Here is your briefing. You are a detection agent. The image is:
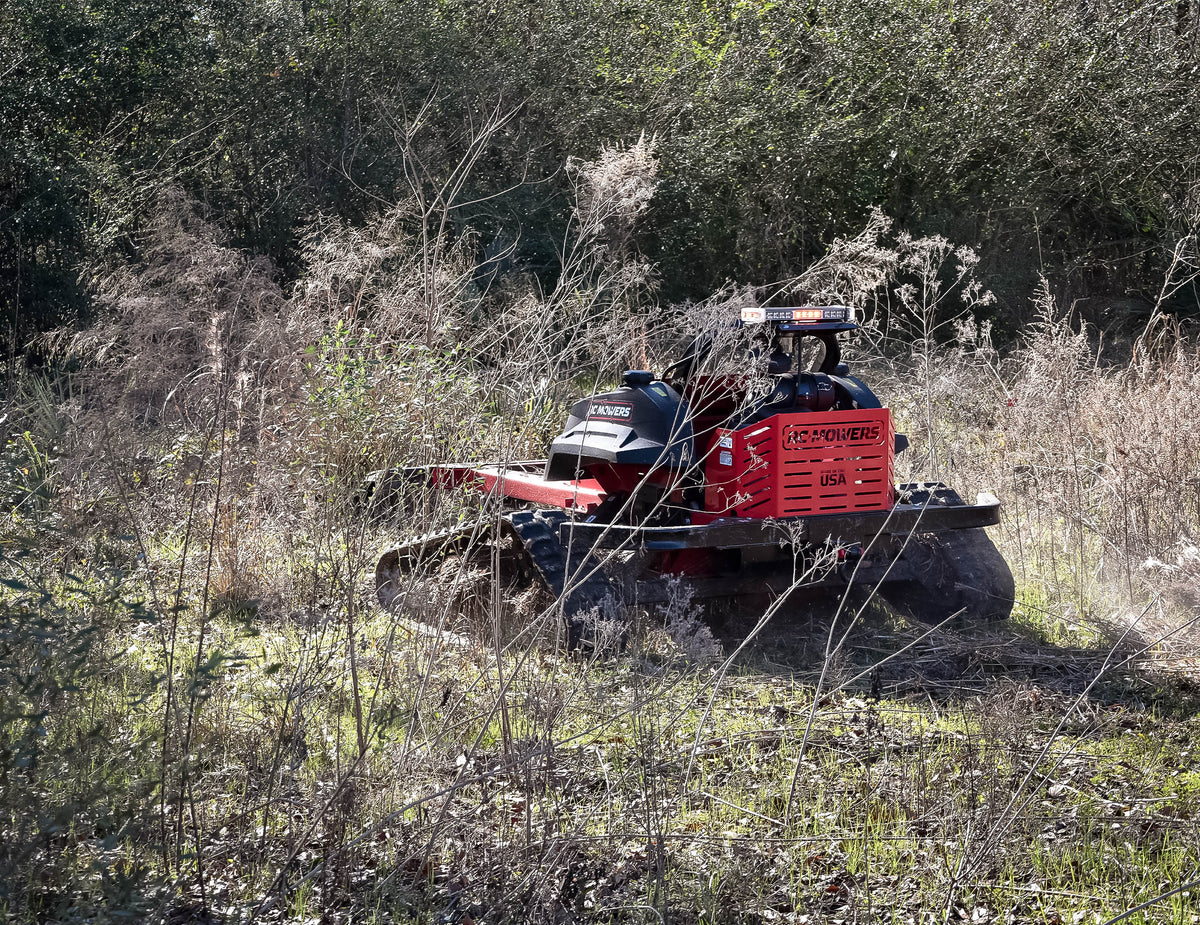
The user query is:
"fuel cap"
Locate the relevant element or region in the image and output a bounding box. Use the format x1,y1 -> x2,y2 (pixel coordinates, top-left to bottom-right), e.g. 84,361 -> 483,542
622,370 -> 654,387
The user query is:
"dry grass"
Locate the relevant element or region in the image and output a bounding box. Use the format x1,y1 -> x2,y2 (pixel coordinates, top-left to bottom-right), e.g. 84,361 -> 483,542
3,141 -> 1200,924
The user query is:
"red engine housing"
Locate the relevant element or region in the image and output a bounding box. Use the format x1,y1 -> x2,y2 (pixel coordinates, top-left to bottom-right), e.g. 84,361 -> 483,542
704,408 -> 895,518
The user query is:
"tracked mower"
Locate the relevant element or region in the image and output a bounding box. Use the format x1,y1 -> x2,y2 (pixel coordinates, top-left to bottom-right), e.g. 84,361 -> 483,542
370,304 -> 1015,646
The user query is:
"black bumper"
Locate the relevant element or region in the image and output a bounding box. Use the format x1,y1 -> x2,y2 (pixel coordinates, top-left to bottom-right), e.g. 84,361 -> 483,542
560,490 -> 1001,551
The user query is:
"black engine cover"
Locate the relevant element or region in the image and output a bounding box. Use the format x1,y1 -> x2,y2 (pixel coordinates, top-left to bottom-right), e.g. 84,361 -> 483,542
545,377 -> 694,481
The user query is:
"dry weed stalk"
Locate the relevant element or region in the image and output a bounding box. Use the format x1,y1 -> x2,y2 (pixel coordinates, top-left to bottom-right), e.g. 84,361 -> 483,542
18,122 -> 1200,924
59,188 -> 305,439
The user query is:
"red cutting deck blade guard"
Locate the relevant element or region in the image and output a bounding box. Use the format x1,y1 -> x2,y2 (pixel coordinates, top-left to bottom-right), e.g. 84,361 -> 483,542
705,408 -> 895,518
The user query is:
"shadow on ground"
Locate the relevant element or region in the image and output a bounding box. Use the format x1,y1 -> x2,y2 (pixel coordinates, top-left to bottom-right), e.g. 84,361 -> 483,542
699,590 -> 1200,718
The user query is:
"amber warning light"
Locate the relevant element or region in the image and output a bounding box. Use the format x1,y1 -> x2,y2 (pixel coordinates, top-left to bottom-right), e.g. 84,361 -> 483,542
741,305 -> 853,324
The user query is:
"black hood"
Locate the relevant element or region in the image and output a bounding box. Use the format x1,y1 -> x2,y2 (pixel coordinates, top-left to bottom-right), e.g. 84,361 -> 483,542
545,376 -> 694,481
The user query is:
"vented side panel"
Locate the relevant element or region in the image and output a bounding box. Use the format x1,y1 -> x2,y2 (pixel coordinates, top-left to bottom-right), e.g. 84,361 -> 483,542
704,409 -> 894,518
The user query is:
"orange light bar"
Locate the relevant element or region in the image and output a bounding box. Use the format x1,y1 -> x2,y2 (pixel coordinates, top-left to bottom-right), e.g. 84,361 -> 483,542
748,305 -> 854,323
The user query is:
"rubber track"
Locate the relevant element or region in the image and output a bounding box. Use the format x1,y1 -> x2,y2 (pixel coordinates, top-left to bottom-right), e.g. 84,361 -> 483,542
505,510 -> 618,645
376,509 -> 618,647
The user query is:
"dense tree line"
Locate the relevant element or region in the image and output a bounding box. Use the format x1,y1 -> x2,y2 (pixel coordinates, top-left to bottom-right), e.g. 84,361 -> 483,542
2,0 -> 1197,352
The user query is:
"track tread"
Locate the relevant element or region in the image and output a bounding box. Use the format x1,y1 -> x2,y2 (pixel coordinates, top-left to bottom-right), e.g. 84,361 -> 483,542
377,509 -> 619,648
507,510 -> 619,646
881,485 -> 1015,623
